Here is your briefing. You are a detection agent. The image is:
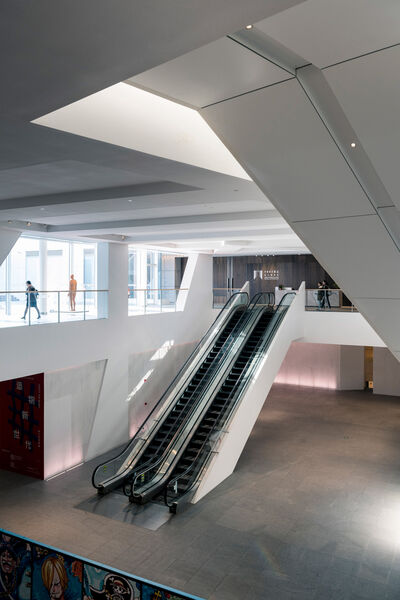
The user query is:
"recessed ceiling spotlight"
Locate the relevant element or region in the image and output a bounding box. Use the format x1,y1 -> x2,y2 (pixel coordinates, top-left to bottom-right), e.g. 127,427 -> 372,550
40,207 -> 45,211
26,221 -> 31,226
128,199 -> 133,203
245,24 -> 253,29
350,142 -> 356,148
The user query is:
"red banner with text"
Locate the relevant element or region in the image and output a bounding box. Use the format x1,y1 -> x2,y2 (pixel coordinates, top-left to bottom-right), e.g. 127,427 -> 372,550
0,373 -> 44,479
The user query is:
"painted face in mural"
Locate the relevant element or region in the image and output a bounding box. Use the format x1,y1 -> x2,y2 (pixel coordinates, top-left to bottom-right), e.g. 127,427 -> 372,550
49,569 -> 64,600
0,549 -> 17,575
42,556 -> 68,600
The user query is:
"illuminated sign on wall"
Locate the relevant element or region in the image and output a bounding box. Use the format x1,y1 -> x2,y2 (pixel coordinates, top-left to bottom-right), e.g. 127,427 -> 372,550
253,269 -> 280,281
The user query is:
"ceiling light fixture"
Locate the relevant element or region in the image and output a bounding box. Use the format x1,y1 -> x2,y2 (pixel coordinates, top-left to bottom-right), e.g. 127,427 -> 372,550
350,142 -> 356,148
245,24 -> 253,29
128,199 -> 133,203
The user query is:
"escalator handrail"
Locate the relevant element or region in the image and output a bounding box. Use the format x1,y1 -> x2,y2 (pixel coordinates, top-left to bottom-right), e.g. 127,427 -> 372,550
166,292 -> 297,507
123,304 -> 261,495
92,291 -> 249,489
249,291 -> 275,308
127,305 -> 267,501
118,302 -> 258,485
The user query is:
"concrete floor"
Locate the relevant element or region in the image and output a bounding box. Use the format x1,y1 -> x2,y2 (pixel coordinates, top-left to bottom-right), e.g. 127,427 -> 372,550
1,384 -> 400,599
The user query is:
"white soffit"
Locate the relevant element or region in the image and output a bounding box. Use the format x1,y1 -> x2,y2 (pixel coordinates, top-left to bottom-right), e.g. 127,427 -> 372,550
33,83 -> 251,180
351,299 -> 400,352
324,45 -> 400,207
128,37 -> 291,108
294,215 -> 400,300
255,0 -> 400,68
202,78 -> 373,223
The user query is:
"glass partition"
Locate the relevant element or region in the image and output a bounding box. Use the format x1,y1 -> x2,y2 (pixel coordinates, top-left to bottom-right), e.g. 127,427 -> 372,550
0,290 -> 108,327
305,289 -> 357,311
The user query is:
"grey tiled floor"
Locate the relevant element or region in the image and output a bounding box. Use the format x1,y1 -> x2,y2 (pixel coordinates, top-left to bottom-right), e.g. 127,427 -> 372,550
1,384 -> 400,599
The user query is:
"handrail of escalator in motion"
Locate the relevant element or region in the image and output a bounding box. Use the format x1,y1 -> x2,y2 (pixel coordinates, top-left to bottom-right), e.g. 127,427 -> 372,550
91,291 -> 249,493
124,294 -> 273,504
118,303 -> 258,494
164,292 -> 297,513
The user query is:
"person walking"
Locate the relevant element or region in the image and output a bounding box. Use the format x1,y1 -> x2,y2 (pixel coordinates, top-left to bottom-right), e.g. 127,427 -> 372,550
68,274 -> 77,311
22,281 -> 40,320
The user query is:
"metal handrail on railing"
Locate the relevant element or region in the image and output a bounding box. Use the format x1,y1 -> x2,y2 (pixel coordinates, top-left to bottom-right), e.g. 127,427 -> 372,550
165,292 -> 296,512
92,291 -> 249,491
0,289 -> 109,325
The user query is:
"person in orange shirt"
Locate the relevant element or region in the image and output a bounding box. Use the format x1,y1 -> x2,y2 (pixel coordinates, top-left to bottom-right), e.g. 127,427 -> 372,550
69,274 -> 77,311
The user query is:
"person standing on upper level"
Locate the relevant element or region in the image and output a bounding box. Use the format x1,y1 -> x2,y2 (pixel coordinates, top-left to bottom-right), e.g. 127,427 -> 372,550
68,274 -> 77,311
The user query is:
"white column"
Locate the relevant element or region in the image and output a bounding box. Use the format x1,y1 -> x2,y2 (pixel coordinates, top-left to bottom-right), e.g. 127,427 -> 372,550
39,239 -> 48,314
338,345 -> 365,390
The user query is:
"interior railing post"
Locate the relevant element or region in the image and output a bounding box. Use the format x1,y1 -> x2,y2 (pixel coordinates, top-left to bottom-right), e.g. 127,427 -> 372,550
57,291 -> 60,323
83,290 -> 86,320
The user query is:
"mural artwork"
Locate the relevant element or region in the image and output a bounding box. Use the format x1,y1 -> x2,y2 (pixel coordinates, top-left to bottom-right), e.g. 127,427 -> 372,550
84,566 -> 140,600
141,585 -> 184,600
32,547 -> 82,600
0,533 -> 31,600
0,374 -> 44,479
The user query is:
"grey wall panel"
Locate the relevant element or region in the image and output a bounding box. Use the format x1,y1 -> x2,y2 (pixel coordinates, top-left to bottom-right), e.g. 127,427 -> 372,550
294,215 -> 400,299
325,45 -> 400,207
130,37 -> 290,108
202,79 -> 374,222
352,299 -> 400,353
255,0 -> 400,69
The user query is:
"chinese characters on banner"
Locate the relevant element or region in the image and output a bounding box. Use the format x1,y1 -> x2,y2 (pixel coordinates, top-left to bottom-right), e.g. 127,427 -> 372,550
0,373 -> 44,479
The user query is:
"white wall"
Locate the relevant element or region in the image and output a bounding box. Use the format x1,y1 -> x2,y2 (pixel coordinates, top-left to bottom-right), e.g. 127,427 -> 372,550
275,342 -> 365,390
0,245 -> 215,474
275,342 -> 341,389
301,311 -> 385,347
339,345 -> 365,390
373,348 -> 400,396
44,360 -> 106,478
128,341 -> 196,438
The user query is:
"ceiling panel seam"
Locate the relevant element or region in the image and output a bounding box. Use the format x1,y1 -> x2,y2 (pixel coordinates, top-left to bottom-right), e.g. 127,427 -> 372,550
319,41 -> 400,72
201,76 -> 294,109
292,214 -> 377,224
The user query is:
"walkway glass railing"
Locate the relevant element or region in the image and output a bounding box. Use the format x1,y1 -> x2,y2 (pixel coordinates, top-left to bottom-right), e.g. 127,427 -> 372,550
128,287 -> 188,315
0,289 -> 108,327
0,528 -> 204,600
305,289 -> 357,312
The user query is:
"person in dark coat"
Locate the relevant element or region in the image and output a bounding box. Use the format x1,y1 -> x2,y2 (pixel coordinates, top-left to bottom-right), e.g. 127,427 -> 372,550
22,280 -> 41,319
317,281 -> 324,309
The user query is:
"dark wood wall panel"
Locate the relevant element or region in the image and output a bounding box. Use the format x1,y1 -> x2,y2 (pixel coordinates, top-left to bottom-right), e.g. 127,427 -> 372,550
213,255 -> 335,296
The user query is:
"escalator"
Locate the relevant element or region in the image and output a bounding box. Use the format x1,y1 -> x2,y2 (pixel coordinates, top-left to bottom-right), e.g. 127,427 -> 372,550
124,294 -> 276,505
164,293 -> 295,513
92,291 -> 250,494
